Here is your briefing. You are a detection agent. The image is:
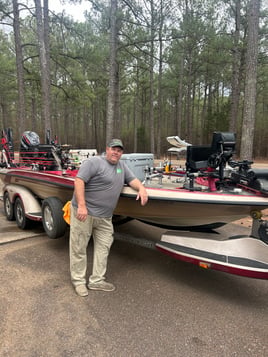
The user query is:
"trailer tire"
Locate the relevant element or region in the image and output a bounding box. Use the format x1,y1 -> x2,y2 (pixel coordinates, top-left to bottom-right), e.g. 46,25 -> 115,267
42,197 -> 67,239
3,192 -> 15,221
14,197 -> 31,229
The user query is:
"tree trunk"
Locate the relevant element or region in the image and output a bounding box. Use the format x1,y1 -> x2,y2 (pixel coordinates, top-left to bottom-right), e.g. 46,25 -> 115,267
176,56 -> 184,138
149,0 -> 155,154
185,59 -> 193,142
156,0 -> 164,159
229,0 -> 242,133
106,0 -> 118,144
34,0 -> 51,142
240,0 -> 260,160
133,62 -> 139,152
12,0 -> 26,136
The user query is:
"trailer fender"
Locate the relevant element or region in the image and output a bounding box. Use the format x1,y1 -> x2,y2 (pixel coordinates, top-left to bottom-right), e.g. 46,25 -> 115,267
3,184 -> 42,221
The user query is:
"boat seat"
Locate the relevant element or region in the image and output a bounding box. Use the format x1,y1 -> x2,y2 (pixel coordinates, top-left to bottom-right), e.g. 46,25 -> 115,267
186,145 -> 213,172
211,132 -> 236,153
186,132 -> 236,173
185,132 -> 237,191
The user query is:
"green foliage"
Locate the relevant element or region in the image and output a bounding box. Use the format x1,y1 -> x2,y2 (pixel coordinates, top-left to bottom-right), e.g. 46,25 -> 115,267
0,0 -> 267,155
137,126 -> 148,152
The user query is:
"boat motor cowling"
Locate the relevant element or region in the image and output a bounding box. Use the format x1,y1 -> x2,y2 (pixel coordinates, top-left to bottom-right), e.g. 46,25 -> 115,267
21,131 -> 40,150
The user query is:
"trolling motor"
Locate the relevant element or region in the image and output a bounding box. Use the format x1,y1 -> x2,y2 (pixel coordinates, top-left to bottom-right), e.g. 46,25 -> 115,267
229,160 -> 268,195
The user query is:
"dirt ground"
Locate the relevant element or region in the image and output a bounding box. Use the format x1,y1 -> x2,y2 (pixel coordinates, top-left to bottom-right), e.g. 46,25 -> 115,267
1,205 -> 268,357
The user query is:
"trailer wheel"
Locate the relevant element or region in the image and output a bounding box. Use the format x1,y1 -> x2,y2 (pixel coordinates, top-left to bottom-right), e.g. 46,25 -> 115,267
42,197 -> 67,239
14,197 -> 31,229
3,192 -> 15,221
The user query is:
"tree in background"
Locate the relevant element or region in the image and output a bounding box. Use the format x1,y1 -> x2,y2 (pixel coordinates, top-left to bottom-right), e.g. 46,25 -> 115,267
0,0 -> 268,157
12,0 -> 26,137
106,0 -> 118,143
240,0 -> 260,160
34,0 -> 51,142
228,0 -> 242,134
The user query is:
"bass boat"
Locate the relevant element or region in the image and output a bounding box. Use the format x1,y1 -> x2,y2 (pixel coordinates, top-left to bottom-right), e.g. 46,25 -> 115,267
1,129 -> 268,279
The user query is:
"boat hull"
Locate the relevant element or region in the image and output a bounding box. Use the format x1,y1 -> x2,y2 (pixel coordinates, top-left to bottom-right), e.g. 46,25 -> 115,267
0,169 -> 74,203
115,186 -> 268,228
1,168 -> 268,229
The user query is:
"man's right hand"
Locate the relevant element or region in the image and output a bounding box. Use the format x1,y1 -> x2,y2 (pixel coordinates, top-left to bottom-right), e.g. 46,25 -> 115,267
76,205 -> 88,222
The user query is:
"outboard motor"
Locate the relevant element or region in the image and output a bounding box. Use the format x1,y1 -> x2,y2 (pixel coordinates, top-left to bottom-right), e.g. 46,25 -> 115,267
21,131 -> 40,150
20,131 -> 41,164
19,130 -> 69,170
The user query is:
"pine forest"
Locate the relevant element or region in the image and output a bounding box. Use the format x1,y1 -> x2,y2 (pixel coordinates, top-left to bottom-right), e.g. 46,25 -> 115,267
0,0 -> 267,159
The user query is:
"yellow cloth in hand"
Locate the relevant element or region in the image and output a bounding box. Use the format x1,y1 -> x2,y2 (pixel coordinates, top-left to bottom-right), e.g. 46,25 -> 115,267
62,201 -> 71,225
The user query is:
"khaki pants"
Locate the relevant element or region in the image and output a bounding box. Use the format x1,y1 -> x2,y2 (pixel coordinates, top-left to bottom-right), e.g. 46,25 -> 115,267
69,205 -> 114,287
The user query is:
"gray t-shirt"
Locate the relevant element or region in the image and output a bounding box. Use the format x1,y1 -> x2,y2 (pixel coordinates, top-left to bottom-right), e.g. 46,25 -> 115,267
72,156 -> 136,217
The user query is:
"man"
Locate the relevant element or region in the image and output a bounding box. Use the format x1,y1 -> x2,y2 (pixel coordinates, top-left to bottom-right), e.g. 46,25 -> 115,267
70,139 -> 148,297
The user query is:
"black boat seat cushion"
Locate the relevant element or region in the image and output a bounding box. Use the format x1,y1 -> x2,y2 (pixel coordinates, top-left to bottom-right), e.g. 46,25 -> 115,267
186,146 -> 213,171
